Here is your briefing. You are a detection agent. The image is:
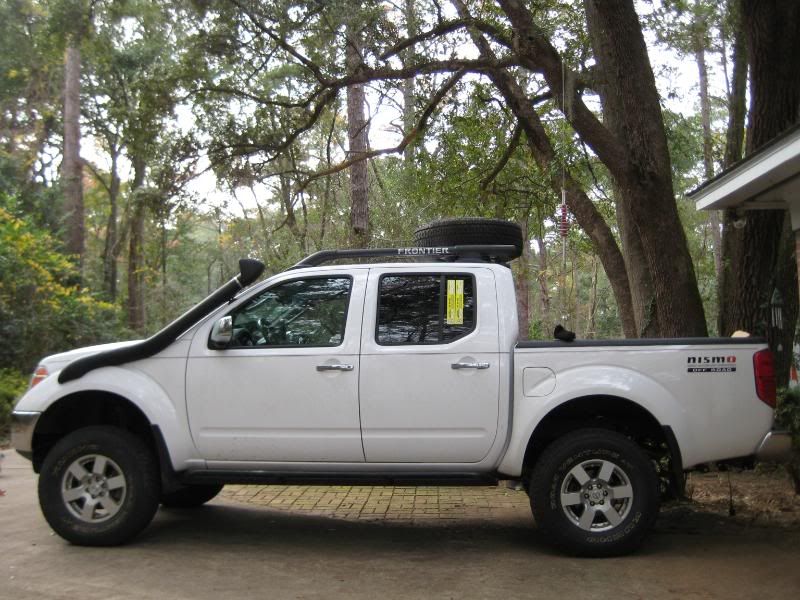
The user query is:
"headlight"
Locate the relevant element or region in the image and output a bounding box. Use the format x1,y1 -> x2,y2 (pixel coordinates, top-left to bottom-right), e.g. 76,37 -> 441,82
29,365 -> 49,389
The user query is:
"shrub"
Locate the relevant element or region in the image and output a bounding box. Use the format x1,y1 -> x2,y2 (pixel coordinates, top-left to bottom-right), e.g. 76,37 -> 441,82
0,369 -> 27,435
776,388 -> 800,444
0,202 -> 127,374
775,387 -> 800,494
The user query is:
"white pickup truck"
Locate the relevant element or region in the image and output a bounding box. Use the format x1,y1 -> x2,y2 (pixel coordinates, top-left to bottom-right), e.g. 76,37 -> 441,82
10,220 -> 791,556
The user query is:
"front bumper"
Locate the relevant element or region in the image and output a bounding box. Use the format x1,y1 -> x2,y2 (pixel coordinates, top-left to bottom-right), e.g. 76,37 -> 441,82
755,430 -> 793,462
10,410 -> 41,461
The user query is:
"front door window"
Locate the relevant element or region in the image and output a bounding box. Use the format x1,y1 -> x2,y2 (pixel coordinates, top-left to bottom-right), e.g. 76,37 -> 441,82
228,277 -> 351,347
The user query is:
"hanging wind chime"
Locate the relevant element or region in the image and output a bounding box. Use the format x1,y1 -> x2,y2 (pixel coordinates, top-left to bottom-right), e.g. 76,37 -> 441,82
559,188 -> 569,263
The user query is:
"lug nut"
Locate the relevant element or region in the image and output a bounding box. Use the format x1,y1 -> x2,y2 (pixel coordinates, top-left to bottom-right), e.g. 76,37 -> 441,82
590,501 -> 595,506
600,500 -> 604,505
603,491 -> 608,496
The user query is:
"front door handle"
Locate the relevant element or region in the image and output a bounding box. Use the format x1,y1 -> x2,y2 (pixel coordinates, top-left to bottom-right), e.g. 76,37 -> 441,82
316,364 -> 354,372
451,362 -> 490,370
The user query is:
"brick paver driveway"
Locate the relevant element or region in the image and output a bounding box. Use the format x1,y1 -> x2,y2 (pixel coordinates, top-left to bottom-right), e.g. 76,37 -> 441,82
221,483 -> 532,524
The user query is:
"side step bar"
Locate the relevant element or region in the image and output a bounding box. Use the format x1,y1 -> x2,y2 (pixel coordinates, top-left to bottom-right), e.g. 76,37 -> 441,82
181,470 -> 500,487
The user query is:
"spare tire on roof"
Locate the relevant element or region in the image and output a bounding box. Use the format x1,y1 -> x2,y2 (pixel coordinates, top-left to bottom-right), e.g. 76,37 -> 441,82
413,217 -> 523,259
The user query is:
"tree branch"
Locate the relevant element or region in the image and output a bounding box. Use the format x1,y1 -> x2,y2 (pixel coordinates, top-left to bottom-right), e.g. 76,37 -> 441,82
231,0 -> 330,85
208,88 -> 338,166
83,159 -> 112,195
379,18 -> 513,61
480,123 -> 522,193
497,0 -> 629,173
295,69 -> 467,191
188,85 -> 315,109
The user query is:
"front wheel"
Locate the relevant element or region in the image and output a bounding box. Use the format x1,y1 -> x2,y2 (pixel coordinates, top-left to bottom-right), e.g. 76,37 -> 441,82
529,429 -> 660,557
38,426 -> 160,546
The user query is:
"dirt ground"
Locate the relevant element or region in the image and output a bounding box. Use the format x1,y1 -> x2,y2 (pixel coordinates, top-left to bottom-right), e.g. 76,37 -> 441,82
2,450 -> 800,599
682,466 -> 800,528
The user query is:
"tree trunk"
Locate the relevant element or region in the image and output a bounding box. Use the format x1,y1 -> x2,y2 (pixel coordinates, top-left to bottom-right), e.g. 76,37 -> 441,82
586,257 -> 599,339
318,110 -> 338,249
278,155 -> 307,254
742,1 -> 800,154
345,19 -> 370,248
402,0 -> 417,165
567,38 -> 658,337
616,194 -> 659,337
62,44 -> 84,268
717,0 -> 747,334
127,158 -> 146,333
772,219 -> 798,386
582,0 -> 708,337
535,234 -> 551,317
723,0 -> 748,169
515,217 -> 532,339
719,0 -> 800,386
102,152 -> 121,301
160,212 -> 168,314
693,8 -> 723,279
284,150 -> 309,253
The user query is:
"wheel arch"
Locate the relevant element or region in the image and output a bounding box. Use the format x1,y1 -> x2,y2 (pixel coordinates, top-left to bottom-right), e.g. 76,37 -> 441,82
32,391 -> 154,472
521,395 -> 684,497
31,388 -> 184,493
21,363 -> 197,477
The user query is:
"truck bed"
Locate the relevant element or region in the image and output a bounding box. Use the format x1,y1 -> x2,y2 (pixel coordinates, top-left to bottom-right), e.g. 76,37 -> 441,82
507,336 -> 773,471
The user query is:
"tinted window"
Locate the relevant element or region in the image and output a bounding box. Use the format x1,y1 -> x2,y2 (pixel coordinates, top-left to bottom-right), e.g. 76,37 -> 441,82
229,277 -> 351,347
377,274 -> 475,345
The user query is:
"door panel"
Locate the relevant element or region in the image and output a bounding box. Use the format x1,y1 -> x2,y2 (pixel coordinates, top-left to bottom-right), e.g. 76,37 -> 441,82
186,271 -> 366,462
359,268 -> 500,463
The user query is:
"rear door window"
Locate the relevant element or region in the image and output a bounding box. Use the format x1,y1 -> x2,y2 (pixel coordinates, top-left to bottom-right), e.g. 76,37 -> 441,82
376,274 -> 475,345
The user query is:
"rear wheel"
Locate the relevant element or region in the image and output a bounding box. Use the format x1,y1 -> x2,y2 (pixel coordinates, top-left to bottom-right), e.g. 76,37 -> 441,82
38,426 -> 160,546
160,484 -> 223,508
529,429 -> 660,557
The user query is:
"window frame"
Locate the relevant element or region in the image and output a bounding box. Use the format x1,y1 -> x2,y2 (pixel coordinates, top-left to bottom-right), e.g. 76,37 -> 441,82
374,272 -> 477,347
212,274 -> 354,350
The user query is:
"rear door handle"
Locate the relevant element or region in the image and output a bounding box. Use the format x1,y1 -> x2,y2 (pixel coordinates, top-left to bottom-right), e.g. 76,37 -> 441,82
451,362 -> 490,370
316,364 -> 354,372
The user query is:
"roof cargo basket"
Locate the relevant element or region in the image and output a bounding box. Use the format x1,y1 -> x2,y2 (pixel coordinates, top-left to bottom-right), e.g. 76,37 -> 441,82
289,244 -> 519,270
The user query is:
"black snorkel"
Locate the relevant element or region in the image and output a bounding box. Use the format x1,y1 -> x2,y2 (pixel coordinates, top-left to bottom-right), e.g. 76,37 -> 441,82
58,258 -> 264,384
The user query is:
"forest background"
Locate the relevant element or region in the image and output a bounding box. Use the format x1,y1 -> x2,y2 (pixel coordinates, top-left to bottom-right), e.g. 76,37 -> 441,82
2,0 -> 800,434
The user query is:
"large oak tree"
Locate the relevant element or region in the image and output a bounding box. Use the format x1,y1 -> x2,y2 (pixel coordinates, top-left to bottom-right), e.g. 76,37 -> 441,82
188,0 -> 713,337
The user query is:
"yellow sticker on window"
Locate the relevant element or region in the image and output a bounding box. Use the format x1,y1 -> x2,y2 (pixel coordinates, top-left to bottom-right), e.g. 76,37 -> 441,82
446,279 -> 464,325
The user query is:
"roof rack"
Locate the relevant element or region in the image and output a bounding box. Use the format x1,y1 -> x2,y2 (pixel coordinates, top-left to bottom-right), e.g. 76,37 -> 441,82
288,244 -> 519,270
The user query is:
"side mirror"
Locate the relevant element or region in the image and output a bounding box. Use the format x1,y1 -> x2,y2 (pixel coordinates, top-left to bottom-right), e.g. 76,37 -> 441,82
209,316 -> 233,349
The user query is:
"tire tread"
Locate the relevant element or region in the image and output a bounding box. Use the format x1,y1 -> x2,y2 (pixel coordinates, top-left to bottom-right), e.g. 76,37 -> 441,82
38,425 -> 160,546
529,428 -> 660,557
413,218 -> 523,257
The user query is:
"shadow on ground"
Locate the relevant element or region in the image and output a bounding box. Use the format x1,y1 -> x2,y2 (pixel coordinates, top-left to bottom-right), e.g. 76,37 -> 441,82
142,497 -> 798,558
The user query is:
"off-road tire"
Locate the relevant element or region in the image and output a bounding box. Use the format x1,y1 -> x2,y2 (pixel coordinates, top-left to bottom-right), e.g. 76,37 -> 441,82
38,426 -> 160,546
529,428 -> 660,557
413,218 -> 523,258
160,484 -> 224,508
